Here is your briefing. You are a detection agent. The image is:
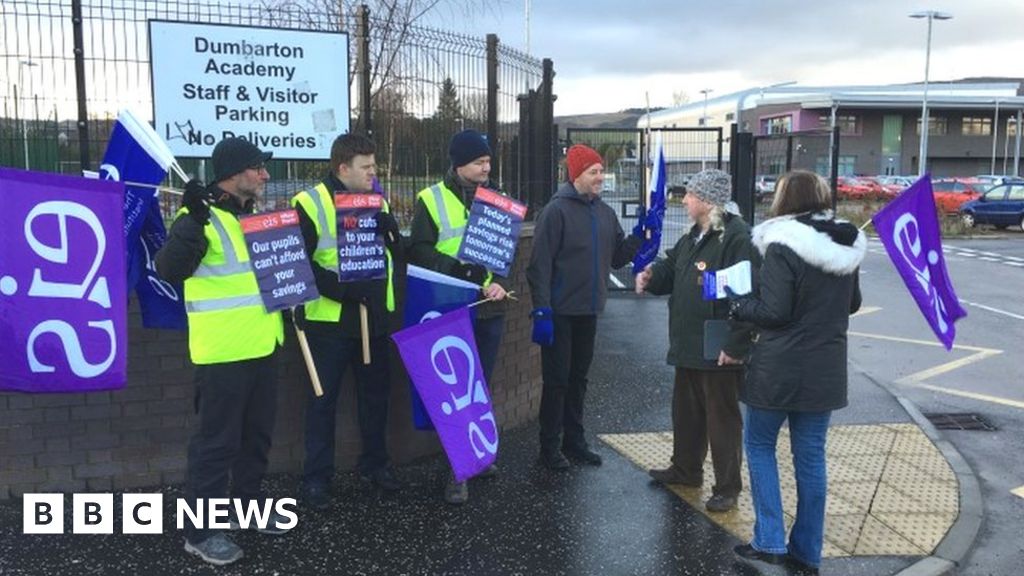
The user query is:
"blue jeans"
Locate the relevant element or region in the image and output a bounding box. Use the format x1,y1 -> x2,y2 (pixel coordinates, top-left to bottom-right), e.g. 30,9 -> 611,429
744,405 -> 832,567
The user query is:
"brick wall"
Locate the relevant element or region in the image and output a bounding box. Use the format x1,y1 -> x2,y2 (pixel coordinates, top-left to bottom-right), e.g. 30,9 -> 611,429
0,226 -> 540,500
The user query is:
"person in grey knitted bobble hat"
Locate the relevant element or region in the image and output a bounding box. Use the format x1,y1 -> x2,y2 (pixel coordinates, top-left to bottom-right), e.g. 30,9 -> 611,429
634,167 -> 759,514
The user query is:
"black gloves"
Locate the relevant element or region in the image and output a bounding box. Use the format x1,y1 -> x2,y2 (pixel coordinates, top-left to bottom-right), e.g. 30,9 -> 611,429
724,286 -> 752,320
342,280 -> 384,306
182,179 -> 211,225
452,262 -> 489,286
375,211 -> 401,250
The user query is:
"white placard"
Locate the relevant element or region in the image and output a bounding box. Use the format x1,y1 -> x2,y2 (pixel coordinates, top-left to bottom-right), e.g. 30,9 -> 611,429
148,20 -> 350,160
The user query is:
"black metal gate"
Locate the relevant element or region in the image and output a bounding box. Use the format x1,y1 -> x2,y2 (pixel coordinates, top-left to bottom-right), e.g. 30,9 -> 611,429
565,127 -> 724,289
746,127 -> 841,222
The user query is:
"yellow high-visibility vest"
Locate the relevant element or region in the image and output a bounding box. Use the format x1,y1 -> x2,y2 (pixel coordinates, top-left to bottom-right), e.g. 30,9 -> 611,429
416,181 -> 492,285
291,182 -> 395,322
181,205 -> 284,365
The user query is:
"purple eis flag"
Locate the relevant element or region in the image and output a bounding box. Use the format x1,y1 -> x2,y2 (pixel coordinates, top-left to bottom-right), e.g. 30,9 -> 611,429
0,168 -> 128,392
871,175 -> 966,350
392,306 -> 498,481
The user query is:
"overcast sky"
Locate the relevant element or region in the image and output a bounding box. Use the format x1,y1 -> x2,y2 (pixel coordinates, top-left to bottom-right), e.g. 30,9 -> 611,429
427,0 -> 1024,115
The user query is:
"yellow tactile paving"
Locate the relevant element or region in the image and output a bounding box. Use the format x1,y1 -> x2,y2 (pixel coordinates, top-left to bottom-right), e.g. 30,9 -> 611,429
600,423 -> 958,558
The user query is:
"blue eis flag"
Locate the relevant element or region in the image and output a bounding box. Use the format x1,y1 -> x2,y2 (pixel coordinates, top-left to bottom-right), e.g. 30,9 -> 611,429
632,135 -> 666,274
100,110 -> 187,330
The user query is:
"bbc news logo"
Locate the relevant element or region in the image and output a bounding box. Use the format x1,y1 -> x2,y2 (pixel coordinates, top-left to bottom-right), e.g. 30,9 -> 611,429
23,494 -> 298,534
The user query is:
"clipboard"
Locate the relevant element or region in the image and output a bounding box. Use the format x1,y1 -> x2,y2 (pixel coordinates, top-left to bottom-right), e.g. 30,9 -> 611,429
702,319 -> 730,361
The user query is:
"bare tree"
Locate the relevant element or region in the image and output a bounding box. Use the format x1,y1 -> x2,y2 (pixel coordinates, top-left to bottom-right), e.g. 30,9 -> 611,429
672,90 -> 690,107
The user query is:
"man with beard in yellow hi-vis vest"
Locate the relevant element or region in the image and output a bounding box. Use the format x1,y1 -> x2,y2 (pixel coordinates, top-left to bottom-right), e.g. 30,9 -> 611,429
156,137 -> 293,566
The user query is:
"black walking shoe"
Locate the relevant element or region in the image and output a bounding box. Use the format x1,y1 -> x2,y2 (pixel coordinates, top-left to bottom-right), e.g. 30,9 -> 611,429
786,554 -> 820,575
705,493 -> 738,512
300,484 -> 331,510
648,466 -> 702,487
563,446 -> 602,466
361,467 -> 403,492
734,544 -> 786,566
540,450 -> 570,470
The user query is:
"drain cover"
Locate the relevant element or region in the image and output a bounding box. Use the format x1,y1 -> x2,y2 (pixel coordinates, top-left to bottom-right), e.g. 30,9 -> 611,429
923,412 -> 998,431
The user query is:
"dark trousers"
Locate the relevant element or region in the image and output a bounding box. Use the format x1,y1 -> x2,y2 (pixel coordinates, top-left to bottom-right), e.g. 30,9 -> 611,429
671,367 -> 743,498
302,329 -> 392,487
473,314 -> 505,384
185,352 -> 279,544
539,314 -> 598,454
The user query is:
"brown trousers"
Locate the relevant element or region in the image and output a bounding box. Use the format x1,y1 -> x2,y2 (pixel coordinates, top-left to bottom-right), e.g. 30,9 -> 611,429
671,367 -> 743,498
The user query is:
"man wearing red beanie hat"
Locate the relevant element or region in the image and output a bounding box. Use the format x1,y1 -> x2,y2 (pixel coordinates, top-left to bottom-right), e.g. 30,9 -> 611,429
527,144 -> 643,470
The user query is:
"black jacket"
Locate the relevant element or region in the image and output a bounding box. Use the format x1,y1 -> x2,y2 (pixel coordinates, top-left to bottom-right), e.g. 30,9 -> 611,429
645,213 -> 758,369
294,173 -> 401,338
408,170 -> 505,319
731,212 -> 866,412
528,182 -> 641,315
155,185 -> 252,284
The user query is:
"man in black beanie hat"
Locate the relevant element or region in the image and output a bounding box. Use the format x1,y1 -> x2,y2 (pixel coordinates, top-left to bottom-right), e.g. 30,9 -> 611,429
408,128 -> 508,505
156,137 -> 291,566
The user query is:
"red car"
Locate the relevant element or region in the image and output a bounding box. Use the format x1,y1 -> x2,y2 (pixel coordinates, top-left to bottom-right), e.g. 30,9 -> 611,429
837,176 -> 883,200
932,178 -> 983,214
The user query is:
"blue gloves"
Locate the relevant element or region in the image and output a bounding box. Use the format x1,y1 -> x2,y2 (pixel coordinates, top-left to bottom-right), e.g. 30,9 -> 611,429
530,307 -> 554,347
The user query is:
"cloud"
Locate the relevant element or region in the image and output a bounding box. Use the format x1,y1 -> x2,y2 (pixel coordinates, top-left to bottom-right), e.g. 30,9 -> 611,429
428,0 -> 1024,114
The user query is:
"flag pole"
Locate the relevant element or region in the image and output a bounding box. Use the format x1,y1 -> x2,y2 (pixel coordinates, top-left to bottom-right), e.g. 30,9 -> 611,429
360,304 -> 371,365
292,312 -> 324,397
644,92 -> 653,240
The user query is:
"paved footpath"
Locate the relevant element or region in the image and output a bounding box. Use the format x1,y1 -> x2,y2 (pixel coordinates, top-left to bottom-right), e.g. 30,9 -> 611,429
0,294 -> 976,576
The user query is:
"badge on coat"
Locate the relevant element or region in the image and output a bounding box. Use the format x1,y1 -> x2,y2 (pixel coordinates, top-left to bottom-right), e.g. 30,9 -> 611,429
696,261 -> 707,271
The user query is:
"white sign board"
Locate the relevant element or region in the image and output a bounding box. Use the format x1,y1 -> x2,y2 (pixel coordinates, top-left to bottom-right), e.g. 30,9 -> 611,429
148,20 -> 349,160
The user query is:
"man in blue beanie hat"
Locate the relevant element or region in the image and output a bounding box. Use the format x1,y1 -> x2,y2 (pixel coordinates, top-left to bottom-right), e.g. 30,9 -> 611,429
408,128 -> 508,505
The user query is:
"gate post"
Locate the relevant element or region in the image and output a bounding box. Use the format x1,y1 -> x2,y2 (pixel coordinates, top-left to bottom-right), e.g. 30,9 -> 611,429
355,5 -> 372,135
486,34 -> 499,149
72,0 -> 90,171
730,124 -> 755,222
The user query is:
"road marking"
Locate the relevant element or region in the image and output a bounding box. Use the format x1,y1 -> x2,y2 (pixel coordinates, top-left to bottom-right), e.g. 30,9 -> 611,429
1005,261 -> 1024,267
851,306 -> 883,318
608,273 -> 625,289
1012,486 -> 1024,500
959,299 -> 1024,321
956,247 -> 977,253
848,331 -> 1003,386
978,256 -> 1000,262
915,383 -> 1024,410
1005,256 -> 1024,262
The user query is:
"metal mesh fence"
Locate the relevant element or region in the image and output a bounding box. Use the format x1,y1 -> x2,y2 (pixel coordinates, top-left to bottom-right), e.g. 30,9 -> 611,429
0,0 -> 547,225
565,127 -> 723,289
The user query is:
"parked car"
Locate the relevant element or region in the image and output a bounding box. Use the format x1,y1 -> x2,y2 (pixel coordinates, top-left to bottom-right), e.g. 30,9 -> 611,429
755,175 -> 777,202
836,176 -> 882,200
876,175 -> 916,195
959,183 -> 1024,231
974,174 -> 1024,192
932,178 -> 984,214
860,176 -> 901,199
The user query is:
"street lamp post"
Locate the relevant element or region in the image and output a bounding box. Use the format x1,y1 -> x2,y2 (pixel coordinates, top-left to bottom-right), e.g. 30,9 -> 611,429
18,59 -> 38,170
909,10 -> 952,177
699,88 -> 713,127
699,89 -> 713,169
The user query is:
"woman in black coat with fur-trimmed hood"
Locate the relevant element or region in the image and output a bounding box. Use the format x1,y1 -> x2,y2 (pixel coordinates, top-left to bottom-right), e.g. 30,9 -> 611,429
728,170 -> 865,575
